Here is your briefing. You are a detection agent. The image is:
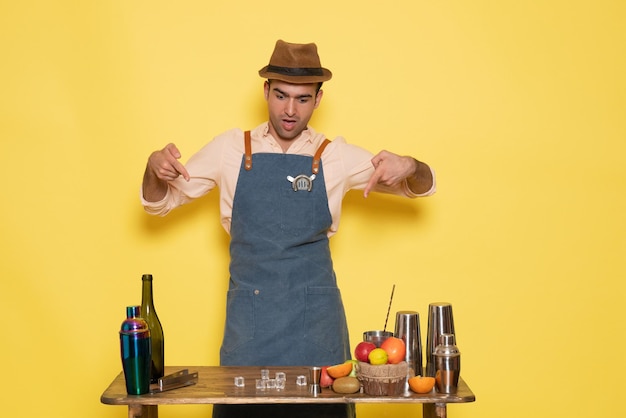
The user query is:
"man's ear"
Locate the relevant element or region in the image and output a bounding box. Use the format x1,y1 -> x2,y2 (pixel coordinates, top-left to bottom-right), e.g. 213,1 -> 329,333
314,89 -> 324,109
263,80 -> 270,100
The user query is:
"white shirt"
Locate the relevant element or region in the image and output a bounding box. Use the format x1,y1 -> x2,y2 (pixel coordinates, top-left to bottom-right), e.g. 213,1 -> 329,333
141,123 -> 436,236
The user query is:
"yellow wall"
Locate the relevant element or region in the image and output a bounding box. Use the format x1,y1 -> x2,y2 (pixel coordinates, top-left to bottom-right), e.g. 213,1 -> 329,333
1,1 -> 624,417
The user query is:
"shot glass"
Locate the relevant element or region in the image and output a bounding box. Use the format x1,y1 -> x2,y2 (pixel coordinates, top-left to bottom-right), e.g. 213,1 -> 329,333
308,366 -> 322,396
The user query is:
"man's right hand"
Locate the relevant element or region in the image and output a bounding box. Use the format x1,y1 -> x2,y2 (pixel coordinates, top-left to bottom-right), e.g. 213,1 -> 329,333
147,143 -> 191,182
142,143 -> 190,202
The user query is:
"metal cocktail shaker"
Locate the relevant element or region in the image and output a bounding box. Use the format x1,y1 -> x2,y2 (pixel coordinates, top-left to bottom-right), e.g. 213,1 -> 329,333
434,333 -> 461,394
426,302 -> 455,376
120,305 -> 152,395
394,311 -> 423,377
395,311 -> 423,395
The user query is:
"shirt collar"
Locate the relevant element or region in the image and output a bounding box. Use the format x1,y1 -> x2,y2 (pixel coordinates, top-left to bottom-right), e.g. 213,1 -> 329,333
261,122 -> 315,144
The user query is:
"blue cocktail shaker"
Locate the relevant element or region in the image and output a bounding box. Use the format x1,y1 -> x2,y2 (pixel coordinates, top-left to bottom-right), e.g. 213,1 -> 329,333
120,305 -> 152,395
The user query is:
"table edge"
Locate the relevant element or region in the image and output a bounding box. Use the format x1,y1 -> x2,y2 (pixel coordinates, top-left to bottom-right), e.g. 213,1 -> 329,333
101,366 -> 476,406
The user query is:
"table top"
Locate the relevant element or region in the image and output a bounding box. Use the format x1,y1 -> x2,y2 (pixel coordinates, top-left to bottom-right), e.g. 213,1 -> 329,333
101,366 -> 476,406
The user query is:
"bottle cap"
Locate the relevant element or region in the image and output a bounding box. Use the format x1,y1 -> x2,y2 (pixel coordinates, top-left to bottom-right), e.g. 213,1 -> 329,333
120,305 -> 150,336
439,333 -> 456,346
434,333 -> 460,356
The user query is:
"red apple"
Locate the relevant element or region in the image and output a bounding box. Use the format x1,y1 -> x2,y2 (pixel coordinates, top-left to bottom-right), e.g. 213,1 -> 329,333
354,341 -> 377,362
320,366 -> 335,388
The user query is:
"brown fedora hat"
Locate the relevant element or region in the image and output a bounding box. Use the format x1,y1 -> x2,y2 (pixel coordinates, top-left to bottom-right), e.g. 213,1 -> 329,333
258,40 -> 332,83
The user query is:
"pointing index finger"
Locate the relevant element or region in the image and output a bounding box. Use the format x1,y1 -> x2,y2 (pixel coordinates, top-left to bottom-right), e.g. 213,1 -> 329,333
166,143 -> 190,181
364,165 -> 383,198
174,160 -> 190,182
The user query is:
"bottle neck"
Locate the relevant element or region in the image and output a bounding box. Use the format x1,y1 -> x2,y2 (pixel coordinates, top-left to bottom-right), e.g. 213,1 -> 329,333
127,305 -> 141,319
141,277 -> 154,308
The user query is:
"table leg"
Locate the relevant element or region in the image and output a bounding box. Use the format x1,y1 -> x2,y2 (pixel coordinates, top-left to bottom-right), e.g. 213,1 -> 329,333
128,405 -> 158,418
423,402 -> 447,418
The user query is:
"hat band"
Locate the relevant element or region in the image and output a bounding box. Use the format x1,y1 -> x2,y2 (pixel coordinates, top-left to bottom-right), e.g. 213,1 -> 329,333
266,65 -> 324,77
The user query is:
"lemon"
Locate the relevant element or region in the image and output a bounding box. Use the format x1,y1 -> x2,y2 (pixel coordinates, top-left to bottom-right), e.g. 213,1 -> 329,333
368,348 -> 388,365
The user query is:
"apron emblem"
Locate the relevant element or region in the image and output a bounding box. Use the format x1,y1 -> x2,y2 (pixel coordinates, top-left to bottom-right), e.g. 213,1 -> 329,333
287,174 -> 316,192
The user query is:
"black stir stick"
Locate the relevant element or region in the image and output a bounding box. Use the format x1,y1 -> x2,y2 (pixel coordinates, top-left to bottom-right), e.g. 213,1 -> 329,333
383,284 -> 396,332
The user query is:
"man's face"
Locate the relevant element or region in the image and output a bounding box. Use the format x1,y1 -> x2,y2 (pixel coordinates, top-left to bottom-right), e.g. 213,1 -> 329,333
264,80 -> 323,144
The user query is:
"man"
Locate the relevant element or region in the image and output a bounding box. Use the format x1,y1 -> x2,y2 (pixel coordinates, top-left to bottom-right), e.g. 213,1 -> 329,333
141,40 -> 435,418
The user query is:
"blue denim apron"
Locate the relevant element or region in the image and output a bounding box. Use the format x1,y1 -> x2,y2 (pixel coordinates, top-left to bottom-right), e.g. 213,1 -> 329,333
213,132 -> 355,418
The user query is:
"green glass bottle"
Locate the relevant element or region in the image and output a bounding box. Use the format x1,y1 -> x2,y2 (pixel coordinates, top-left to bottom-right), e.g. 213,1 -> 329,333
140,274 -> 164,383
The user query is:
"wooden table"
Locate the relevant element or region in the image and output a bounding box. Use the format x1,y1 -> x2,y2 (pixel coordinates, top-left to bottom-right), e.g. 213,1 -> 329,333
101,366 -> 475,418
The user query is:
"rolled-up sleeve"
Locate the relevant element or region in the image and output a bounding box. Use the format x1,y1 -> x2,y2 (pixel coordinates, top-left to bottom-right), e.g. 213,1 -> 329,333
332,138 -> 436,198
403,166 -> 437,198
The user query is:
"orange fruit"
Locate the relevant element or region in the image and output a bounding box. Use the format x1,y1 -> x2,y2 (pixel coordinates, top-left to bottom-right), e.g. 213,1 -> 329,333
408,376 -> 436,394
326,360 -> 354,378
380,337 -> 406,364
368,348 -> 388,365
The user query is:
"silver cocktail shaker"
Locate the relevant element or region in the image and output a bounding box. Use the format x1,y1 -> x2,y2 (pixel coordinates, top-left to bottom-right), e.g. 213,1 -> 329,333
395,310 -> 423,394
426,302 -> 455,376
434,333 -> 460,394
394,311 -> 423,377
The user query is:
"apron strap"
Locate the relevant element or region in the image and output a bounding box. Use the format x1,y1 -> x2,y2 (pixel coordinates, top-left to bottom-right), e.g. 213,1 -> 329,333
244,130 -> 253,171
312,139 -> 331,174
244,130 -> 331,173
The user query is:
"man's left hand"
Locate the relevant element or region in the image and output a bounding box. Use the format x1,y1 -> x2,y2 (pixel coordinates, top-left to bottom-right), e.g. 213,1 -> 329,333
364,150 -> 418,197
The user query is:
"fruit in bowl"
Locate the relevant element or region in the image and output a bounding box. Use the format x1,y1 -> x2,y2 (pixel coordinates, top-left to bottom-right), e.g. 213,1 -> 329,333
380,337 -> 406,364
354,334 -> 409,395
358,336 -> 406,365
354,341 -> 376,362
368,348 -> 389,365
